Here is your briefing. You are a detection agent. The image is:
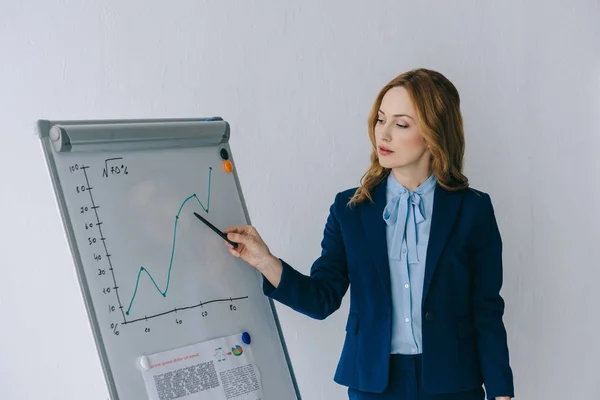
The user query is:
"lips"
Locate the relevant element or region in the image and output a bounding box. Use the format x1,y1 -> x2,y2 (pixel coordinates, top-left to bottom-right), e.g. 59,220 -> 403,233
378,146 -> 394,156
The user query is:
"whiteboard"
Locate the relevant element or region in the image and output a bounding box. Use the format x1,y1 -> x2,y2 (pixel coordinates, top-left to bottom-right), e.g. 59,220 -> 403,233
36,118 -> 300,400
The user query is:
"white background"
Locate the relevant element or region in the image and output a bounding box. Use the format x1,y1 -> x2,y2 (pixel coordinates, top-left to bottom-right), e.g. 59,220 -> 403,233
1,1 -> 599,399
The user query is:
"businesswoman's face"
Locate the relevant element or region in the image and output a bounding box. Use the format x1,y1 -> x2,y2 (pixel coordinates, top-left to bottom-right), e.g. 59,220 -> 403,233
374,86 -> 430,171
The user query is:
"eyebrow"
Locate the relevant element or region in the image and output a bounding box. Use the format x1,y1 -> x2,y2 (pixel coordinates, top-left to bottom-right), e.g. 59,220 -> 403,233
378,109 -> 414,119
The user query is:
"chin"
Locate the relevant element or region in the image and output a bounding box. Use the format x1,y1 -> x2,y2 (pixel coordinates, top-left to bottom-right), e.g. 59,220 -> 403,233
378,158 -> 407,170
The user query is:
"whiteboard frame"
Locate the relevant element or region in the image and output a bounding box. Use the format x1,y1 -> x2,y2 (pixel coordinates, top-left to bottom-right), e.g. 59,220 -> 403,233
36,117 -> 301,400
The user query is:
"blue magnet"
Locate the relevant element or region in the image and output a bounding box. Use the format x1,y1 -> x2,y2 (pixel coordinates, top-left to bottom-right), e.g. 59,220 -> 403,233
242,332 -> 251,344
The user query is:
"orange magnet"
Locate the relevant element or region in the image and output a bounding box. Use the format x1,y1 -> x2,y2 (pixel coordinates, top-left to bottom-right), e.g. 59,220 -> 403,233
223,160 -> 233,173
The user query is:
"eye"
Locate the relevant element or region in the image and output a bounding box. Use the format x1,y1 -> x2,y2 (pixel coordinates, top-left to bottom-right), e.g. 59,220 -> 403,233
396,123 -> 408,128
376,118 -> 385,124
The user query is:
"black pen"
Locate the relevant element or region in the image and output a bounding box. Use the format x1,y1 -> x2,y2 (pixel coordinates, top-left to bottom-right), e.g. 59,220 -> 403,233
193,212 -> 238,248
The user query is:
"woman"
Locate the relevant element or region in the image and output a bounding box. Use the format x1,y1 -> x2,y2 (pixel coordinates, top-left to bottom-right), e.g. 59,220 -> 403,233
224,69 -> 514,400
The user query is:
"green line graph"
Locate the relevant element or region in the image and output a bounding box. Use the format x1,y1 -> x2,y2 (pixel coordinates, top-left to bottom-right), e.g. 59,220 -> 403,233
125,167 -> 213,316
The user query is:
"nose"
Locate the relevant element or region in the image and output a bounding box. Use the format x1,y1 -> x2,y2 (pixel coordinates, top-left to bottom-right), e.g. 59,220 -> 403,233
378,121 -> 392,142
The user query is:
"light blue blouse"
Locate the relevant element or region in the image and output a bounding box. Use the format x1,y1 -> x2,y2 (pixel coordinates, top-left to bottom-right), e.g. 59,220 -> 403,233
383,173 -> 437,354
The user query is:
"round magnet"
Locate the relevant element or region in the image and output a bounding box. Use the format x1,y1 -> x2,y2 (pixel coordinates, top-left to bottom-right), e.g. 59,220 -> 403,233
220,148 -> 229,160
223,160 -> 233,173
241,332 -> 251,344
139,355 -> 150,370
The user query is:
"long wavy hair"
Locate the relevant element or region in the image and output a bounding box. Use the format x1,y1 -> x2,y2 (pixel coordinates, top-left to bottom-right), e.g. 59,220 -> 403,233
349,68 -> 469,206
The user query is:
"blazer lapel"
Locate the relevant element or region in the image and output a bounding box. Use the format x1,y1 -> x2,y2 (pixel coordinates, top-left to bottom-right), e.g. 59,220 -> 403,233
360,181 -> 392,303
422,185 -> 465,303
359,180 -> 465,306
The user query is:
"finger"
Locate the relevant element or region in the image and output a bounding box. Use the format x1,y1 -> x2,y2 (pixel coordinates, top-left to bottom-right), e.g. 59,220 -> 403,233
223,225 -> 250,234
227,232 -> 252,244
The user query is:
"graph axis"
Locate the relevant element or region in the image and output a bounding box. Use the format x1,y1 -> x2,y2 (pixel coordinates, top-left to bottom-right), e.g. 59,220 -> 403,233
121,296 -> 250,325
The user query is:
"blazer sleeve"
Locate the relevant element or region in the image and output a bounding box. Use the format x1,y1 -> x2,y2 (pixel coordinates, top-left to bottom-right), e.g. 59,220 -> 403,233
472,193 -> 515,399
261,191 -> 349,320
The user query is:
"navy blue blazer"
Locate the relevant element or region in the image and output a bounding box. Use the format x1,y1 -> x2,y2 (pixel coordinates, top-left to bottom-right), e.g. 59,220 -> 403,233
263,180 -> 514,398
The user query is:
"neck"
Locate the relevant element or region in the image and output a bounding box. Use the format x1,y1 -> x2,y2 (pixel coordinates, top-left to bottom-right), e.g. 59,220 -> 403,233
390,163 -> 432,191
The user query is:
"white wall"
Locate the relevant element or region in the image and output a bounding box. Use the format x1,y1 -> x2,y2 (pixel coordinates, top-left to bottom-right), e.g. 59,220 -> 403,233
1,1 -> 599,399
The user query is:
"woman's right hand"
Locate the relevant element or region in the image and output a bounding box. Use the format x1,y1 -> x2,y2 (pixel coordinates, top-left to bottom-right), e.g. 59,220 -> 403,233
222,225 -> 272,268
223,226 -> 283,288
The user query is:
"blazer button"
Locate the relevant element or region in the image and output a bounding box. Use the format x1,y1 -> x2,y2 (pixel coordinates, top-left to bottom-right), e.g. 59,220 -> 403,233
425,312 -> 435,320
